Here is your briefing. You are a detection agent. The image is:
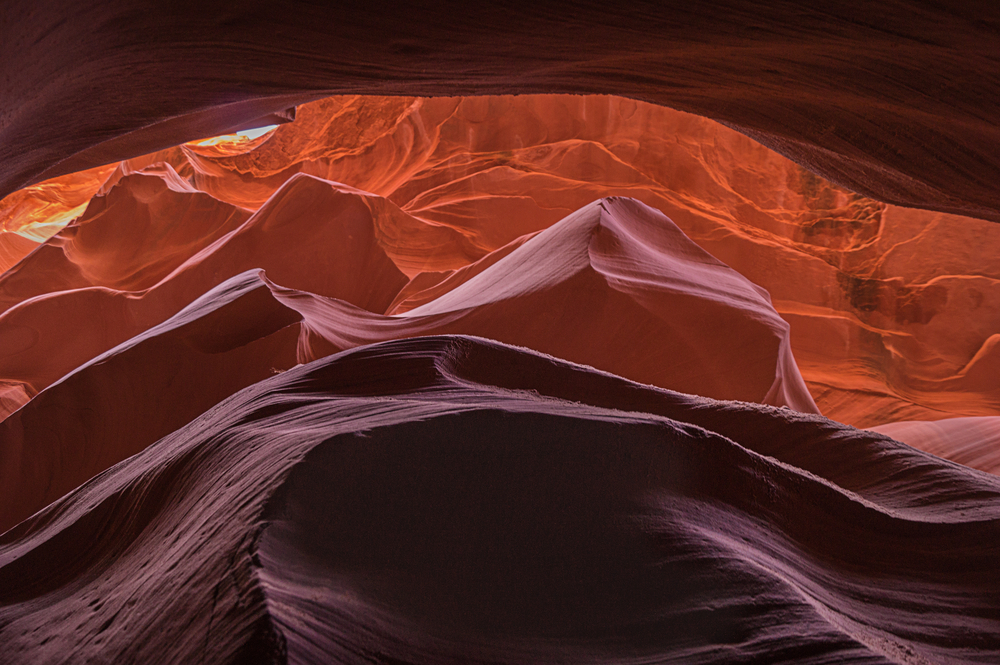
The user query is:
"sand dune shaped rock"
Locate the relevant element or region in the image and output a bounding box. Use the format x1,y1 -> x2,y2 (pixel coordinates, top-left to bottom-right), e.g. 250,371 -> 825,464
2,4 -> 1000,661
1,336 -> 998,663
0,194 -> 819,531
0,173 -> 411,413
9,94 -> 1000,429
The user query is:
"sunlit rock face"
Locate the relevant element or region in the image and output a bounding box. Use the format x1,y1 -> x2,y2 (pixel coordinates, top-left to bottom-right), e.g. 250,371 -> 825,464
0,163 -> 118,272
3,93 -> 1000,663
4,95 -> 999,430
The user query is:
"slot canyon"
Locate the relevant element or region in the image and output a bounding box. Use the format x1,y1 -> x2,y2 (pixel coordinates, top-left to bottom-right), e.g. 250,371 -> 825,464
1,3 -> 1000,663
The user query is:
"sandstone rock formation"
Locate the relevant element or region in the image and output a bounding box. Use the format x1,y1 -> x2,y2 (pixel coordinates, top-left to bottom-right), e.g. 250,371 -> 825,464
5,95 -> 997,430
3,337 -> 999,663
2,5 -> 1000,658
0,186 -> 822,532
870,417 -> 1000,476
3,2 -> 999,224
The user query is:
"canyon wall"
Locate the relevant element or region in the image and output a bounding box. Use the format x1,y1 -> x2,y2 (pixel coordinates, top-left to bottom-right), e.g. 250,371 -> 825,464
3,6 -> 1000,656
4,95 -> 997,431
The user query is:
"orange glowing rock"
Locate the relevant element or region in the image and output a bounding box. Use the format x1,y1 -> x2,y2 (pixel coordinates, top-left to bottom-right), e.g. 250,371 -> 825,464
0,193 -> 819,530
189,94 -> 1000,429
0,172 -> 410,405
289,196 -> 818,412
0,234 -> 38,277
5,6 -> 1000,661
0,163 -> 118,271
3,93 -> 1000,459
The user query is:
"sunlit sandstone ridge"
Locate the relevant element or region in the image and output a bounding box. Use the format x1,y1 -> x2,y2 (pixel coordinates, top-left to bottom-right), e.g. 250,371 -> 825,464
3,95 -> 999,430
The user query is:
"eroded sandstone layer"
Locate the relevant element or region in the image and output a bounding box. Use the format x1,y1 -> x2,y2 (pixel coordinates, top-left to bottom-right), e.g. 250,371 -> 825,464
2,88 -> 1000,663
3,95 -> 998,431
0,191 -> 822,532
2,337 -> 999,664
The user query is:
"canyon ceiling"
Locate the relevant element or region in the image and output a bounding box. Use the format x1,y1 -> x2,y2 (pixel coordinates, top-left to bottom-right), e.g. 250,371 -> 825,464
3,1 -> 1000,220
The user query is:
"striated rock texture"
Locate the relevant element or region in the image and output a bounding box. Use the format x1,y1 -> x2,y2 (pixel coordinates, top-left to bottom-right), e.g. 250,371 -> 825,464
2,337 -> 1000,663
869,417 -> 1000,476
2,23 -> 1000,657
2,1 -> 1000,227
0,163 -> 117,273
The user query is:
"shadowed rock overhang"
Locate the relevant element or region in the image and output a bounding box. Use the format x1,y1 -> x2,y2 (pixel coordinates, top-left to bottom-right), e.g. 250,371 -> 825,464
2,1 -> 999,221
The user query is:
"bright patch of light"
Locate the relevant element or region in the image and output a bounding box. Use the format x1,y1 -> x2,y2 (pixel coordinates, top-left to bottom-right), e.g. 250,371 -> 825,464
191,125 -> 279,147
13,202 -> 90,242
236,125 -> 279,140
